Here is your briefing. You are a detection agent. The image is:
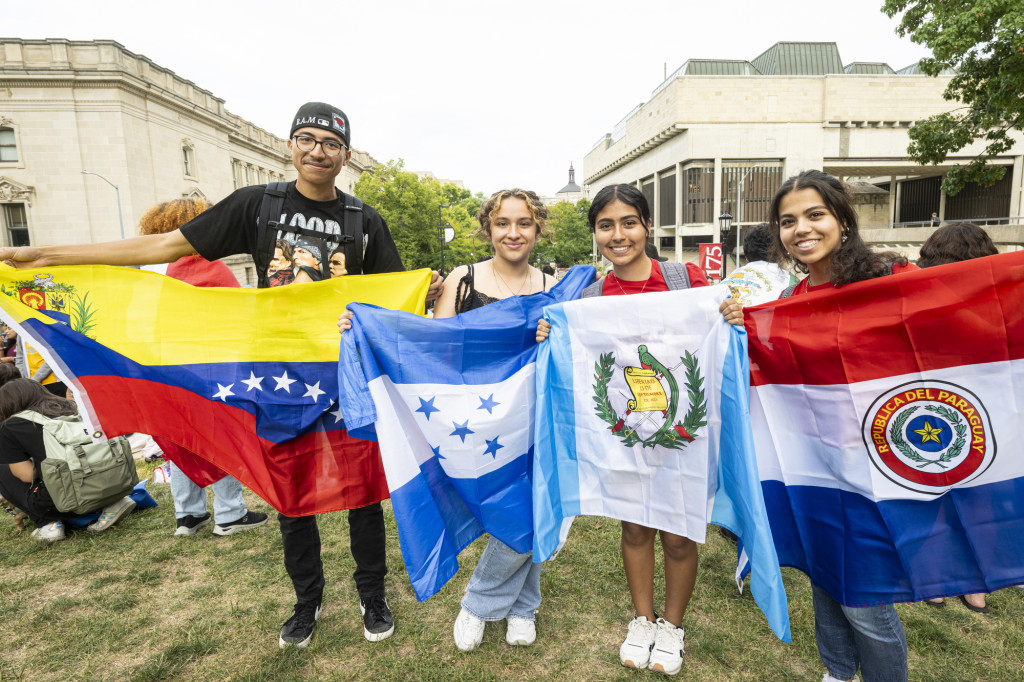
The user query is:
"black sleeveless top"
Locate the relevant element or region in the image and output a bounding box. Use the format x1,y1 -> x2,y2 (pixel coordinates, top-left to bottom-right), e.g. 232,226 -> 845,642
454,263 -> 548,313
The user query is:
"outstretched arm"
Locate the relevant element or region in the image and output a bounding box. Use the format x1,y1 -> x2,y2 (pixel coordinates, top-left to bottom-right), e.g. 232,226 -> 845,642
0,230 -> 196,269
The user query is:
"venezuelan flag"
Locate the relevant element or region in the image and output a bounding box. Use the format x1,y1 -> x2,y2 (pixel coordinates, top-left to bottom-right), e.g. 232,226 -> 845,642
0,264 -> 430,516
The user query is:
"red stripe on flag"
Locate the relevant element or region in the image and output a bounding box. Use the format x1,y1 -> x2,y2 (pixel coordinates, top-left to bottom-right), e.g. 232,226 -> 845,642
745,252 -> 1024,386
77,375 -> 389,516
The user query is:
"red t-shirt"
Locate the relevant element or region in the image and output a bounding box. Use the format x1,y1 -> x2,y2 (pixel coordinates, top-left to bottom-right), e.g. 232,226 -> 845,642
789,262 -> 918,297
601,262 -> 709,297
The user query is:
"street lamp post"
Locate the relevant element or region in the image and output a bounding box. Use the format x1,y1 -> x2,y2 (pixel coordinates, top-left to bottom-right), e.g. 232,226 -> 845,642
735,164 -> 762,267
438,204 -> 451,276
81,170 -> 125,240
718,212 -> 733,278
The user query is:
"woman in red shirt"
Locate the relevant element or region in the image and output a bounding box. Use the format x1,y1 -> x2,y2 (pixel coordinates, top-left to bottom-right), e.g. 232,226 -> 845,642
721,170 -> 914,682
538,184 -> 708,676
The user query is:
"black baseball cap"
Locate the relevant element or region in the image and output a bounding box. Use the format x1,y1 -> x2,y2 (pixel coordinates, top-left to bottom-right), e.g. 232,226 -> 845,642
290,102 -> 350,147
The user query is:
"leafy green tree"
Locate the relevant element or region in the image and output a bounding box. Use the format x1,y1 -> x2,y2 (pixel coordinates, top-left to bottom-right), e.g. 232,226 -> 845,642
541,198 -> 594,267
883,0 -> 1024,194
353,160 -> 480,273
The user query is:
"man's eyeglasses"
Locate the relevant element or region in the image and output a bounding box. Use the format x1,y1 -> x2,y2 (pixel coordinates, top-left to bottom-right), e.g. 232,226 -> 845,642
292,135 -> 347,156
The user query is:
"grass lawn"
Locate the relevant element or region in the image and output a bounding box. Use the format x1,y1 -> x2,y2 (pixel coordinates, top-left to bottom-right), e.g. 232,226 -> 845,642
1,461 -> 1022,681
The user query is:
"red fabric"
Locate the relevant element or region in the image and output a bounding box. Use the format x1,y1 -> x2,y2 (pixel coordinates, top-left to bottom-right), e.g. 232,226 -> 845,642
157,255 -> 240,485
744,253 -> 1024,387
789,262 -> 919,297
602,262 -> 669,296
685,262 -> 711,287
82,374 -> 388,515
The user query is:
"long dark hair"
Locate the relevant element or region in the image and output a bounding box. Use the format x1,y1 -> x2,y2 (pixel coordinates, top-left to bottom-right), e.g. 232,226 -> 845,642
0,379 -> 77,421
917,222 -> 998,267
768,170 -> 906,286
588,184 -> 652,231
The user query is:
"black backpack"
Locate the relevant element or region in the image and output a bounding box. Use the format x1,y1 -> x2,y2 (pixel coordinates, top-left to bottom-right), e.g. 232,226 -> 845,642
253,182 -> 366,287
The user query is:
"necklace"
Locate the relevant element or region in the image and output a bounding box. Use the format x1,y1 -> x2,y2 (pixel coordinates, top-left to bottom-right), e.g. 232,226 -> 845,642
494,266 -> 531,296
613,272 -> 649,296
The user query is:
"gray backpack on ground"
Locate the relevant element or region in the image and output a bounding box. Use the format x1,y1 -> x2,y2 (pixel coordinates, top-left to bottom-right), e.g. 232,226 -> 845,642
15,410 -> 138,515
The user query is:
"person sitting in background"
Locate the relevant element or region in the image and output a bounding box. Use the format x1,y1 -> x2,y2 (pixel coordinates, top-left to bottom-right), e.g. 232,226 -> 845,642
0,378 -> 136,542
138,198 -> 269,538
917,221 -> 998,615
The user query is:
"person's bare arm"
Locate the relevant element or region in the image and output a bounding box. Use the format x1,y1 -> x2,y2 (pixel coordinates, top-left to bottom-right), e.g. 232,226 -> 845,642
432,266 -> 467,319
0,230 -> 196,269
9,459 -> 34,484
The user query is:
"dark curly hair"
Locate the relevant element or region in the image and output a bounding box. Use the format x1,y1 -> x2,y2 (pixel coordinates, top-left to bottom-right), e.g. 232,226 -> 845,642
768,170 -> 906,286
917,222 -> 998,268
742,223 -> 774,263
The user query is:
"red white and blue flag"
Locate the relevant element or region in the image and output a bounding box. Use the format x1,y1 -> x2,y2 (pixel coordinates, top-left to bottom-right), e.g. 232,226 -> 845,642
744,251 -> 1024,605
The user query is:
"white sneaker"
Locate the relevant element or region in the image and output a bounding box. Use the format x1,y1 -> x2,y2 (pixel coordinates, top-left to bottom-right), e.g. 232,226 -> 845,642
87,496 -> 136,532
648,618 -> 684,675
822,674 -> 861,682
619,615 -> 658,669
453,608 -> 485,651
505,616 -> 536,646
31,521 -> 66,542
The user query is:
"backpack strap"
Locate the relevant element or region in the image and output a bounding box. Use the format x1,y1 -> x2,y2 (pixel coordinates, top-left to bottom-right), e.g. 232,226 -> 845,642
342,193 -> 365,275
779,284 -> 797,299
659,261 -> 692,291
254,182 -> 289,288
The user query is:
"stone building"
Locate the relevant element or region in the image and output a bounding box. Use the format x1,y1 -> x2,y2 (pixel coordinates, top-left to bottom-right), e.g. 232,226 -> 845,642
543,164 -> 586,206
583,41 -> 1024,265
0,38 -> 376,285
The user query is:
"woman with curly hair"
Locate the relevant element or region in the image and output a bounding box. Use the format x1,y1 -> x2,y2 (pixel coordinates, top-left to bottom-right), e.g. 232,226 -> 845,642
721,170 -> 915,682
139,198 -> 268,537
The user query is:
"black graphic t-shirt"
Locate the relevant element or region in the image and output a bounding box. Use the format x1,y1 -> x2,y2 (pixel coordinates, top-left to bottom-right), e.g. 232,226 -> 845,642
180,182 -> 403,288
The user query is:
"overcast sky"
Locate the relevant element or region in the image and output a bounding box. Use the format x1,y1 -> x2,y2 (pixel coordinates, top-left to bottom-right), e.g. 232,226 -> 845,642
7,0 -> 932,197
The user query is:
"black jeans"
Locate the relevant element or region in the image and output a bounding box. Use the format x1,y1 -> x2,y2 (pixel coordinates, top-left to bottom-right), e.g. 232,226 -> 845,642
0,467 -> 69,526
278,501 -> 388,604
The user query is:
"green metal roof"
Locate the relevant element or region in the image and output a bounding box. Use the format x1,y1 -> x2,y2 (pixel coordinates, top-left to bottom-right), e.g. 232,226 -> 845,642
896,60 -> 957,75
680,59 -> 761,76
844,62 -> 895,74
752,42 -> 844,75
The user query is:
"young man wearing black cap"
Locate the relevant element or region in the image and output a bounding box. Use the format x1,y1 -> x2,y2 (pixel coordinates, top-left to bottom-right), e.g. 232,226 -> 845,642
0,101 -> 442,648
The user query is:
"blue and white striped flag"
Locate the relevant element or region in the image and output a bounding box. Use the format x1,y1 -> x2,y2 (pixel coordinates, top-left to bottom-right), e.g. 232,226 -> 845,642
338,266 -> 595,600
533,286 -> 791,641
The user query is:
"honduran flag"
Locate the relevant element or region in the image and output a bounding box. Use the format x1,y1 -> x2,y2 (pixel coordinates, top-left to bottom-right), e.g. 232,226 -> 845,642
0,264 -> 430,516
533,285 -> 791,642
337,266 -> 595,600
744,251 -> 1024,606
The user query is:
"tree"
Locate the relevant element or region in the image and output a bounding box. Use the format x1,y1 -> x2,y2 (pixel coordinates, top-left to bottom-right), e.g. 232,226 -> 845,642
352,160 -> 480,273
883,1 -> 1024,194
539,198 -> 593,267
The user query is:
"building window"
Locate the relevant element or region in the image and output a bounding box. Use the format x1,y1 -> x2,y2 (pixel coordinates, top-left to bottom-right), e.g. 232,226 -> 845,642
684,164 -> 715,224
658,171 -> 676,227
0,127 -> 17,163
719,163 -> 782,226
182,143 -> 196,178
2,204 -> 30,246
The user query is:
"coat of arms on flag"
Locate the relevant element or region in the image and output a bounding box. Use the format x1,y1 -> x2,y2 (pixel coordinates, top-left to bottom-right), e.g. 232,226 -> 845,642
593,346 -> 706,449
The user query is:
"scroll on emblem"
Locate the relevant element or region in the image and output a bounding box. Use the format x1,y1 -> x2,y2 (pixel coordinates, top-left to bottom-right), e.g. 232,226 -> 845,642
624,366 -> 667,412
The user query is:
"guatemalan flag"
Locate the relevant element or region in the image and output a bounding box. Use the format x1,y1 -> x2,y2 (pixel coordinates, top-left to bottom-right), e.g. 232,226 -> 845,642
533,285 -> 791,642
337,266 -> 595,601
745,250 -> 1024,606
0,264 -> 430,516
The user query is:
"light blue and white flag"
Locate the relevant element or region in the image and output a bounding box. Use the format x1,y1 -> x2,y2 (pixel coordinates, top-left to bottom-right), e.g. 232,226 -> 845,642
338,266 -> 595,600
534,285 -> 791,642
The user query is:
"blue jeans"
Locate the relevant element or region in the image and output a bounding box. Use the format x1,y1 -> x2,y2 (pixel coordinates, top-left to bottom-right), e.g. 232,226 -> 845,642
168,461 -> 246,525
461,536 -> 542,621
812,584 -> 907,682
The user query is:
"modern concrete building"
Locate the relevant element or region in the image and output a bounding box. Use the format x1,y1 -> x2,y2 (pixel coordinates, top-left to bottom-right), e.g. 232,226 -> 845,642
583,41 -> 1024,265
0,38 -> 377,285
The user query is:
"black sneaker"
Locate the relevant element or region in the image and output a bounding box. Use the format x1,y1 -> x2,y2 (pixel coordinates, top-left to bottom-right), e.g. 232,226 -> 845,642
213,511 -> 269,536
174,512 -> 212,537
279,600 -> 321,648
360,594 -> 394,642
